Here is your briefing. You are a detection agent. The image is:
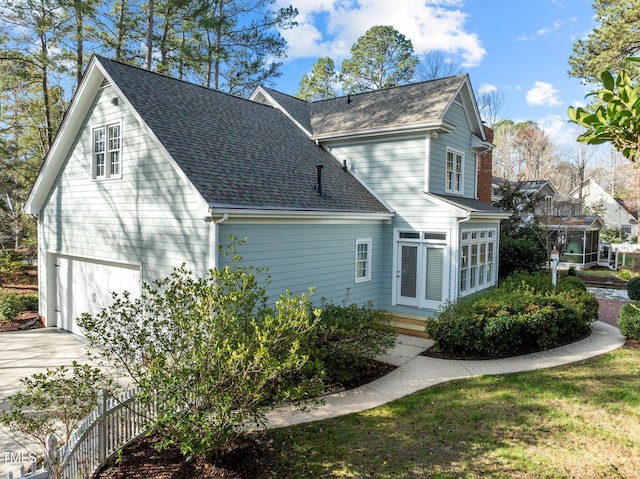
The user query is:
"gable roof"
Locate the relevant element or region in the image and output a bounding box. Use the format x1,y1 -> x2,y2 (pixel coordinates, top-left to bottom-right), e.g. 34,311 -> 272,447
615,198 -> 640,220
254,74 -> 486,143
26,56 -> 392,217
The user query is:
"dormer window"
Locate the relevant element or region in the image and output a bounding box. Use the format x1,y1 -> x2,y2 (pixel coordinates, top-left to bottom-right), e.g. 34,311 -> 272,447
445,148 -> 463,194
93,121 -> 122,179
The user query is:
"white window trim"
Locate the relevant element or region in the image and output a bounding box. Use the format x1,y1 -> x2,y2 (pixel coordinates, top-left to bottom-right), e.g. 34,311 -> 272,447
355,238 -> 372,283
92,119 -> 122,180
445,147 -> 464,195
459,229 -> 497,297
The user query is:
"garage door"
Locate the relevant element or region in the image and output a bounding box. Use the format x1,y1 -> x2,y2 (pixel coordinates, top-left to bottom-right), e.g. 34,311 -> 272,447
55,255 -> 141,335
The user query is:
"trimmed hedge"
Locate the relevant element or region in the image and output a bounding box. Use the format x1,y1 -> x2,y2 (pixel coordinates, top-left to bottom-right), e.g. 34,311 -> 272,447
0,290 -> 38,322
426,272 -> 597,357
618,302 -> 640,340
627,277 -> 640,301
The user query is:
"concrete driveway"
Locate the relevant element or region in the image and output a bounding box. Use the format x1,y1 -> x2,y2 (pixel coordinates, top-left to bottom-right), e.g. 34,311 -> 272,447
0,328 -> 91,477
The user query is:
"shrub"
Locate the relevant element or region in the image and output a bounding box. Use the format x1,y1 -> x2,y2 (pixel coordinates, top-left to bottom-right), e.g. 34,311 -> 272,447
557,276 -> 587,292
426,272 -> 597,357
304,302 -> 396,384
567,265 -> 577,276
0,362 -> 115,477
78,244 -> 325,461
0,290 -> 38,321
619,268 -> 632,281
627,276 -> 640,300
618,303 -> 640,340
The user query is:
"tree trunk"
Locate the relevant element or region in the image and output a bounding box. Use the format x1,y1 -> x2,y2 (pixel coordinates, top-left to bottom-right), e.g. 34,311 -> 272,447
146,0 -> 154,70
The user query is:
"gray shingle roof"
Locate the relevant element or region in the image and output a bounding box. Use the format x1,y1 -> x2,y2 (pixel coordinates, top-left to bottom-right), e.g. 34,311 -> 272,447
307,75 -> 466,137
96,56 -> 390,214
434,194 -> 509,215
264,75 -> 466,138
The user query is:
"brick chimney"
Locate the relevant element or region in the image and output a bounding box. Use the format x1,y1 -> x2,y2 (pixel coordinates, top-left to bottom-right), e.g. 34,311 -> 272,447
477,125 -> 493,204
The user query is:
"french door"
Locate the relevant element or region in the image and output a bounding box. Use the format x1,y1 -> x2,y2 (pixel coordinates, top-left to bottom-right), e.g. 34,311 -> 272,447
396,242 -> 448,309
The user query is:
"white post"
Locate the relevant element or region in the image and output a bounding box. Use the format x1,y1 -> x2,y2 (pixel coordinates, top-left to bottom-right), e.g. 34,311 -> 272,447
551,247 -> 560,288
98,389 -> 107,466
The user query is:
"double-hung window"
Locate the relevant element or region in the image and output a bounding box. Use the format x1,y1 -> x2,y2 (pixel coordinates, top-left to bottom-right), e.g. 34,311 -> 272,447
93,121 -> 122,179
446,148 -> 464,194
355,239 -> 371,282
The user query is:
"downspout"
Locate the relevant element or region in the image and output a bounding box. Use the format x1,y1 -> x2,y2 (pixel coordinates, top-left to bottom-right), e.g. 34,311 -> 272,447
207,211 -> 228,271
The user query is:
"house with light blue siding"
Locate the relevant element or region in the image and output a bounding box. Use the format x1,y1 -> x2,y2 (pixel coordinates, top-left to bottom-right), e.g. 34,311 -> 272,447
26,55 -> 507,337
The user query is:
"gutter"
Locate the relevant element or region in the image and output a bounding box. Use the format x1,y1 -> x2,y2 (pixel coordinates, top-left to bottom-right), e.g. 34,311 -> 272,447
206,212 -> 229,270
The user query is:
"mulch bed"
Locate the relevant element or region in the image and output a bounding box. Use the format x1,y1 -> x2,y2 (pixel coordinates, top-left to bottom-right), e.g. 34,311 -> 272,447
94,360 -> 395,479
0,311 -> 43,332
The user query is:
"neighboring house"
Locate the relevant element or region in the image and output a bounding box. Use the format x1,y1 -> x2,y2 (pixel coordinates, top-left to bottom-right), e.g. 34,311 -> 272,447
571,177 -> 638,240
494,178 -> 601,269
25,55 -> 508,337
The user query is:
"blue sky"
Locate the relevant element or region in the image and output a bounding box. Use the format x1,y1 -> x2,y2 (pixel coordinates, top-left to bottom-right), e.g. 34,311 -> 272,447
272,0 -> 598,146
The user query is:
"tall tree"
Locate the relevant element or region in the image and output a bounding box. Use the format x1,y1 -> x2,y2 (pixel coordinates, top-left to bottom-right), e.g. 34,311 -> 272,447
514,121 -> 555,181
568,0 -> 640,84
477,88 -> 504,127
0,0 -> 69,148
185,0 -> 297,95
413,49 -> 461,81
295,56 -> 337,101
340,25 -> 419,93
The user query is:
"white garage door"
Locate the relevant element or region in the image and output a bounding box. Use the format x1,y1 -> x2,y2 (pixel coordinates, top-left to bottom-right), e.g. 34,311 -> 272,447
55,255 -> 141,335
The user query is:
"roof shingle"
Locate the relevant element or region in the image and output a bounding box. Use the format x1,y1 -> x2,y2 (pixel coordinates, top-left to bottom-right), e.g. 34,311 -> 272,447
96,56 -> 390,214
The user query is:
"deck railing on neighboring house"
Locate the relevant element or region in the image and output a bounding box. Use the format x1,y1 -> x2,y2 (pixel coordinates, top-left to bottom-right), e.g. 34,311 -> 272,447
6,388 -> 152,479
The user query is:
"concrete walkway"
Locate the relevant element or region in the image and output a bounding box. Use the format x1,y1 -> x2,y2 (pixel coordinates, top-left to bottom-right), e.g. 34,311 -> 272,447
0,329 -> 91,477
0,322 -> 627,476
264,321 -> 626,428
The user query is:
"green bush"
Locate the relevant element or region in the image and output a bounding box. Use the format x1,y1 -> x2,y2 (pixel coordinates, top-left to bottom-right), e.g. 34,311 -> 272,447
78,243 -> 326,462
0,290 -> 38,321
303,302 -> 397,385
618,303 -> 640,340
557,276 -> 587,292
426,272 -> 597,357
627,276 -> 640,300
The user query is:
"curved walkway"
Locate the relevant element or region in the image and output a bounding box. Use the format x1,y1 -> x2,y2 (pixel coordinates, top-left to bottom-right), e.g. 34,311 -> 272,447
264,321 -> 626,428
0,321 -> 627,476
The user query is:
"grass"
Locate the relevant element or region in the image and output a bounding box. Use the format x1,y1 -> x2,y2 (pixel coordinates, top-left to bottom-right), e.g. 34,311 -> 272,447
267,342 -> 640,478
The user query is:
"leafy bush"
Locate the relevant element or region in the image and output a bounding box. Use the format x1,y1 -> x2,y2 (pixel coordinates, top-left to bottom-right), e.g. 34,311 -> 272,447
303,302 -> 396,384
619,268 -> 632,281
0,362 -> 115,477
0,290 -> 38,321
426,272 -> 597,357
557,276 -> 587,292
78,245 -> 324,461
627,276 -> 640,300
0,252 -> 30,285
567,265 -> 577,276
618,303 -> 640,340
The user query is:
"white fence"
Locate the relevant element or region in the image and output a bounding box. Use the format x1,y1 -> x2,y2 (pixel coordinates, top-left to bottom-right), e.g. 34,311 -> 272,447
6,388 -> 152,479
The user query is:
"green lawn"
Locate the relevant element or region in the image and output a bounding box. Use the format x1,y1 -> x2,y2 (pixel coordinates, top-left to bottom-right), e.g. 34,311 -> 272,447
267,343 -> 640,478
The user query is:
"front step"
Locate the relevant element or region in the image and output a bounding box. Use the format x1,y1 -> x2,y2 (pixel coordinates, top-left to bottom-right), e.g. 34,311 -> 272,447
391,314 -> 428,338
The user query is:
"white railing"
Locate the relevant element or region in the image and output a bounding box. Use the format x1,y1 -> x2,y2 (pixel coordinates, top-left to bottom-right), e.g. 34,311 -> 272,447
6,388 -> 153,479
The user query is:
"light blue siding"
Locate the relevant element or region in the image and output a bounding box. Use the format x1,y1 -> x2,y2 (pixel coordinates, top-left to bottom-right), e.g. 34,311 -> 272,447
217,222 -> 387,308
329,138 -> 454,232
430,101 -> 477,198
40,85 -> 210,317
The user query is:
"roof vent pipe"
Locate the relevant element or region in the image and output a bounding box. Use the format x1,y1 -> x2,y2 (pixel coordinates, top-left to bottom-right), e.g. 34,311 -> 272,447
316,164 -> 324,196
342,160 -> 348,172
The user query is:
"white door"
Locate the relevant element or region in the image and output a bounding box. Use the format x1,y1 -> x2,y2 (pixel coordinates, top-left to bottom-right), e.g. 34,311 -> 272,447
55,255 -> 141,335
396,243 -> 448,309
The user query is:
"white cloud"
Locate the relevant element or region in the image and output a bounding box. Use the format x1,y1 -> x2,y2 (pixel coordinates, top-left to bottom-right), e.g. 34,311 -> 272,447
526,81 -> 562,106
538,114 -> 576,145
478,83 -> 497,94
276,0 -> 486,67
